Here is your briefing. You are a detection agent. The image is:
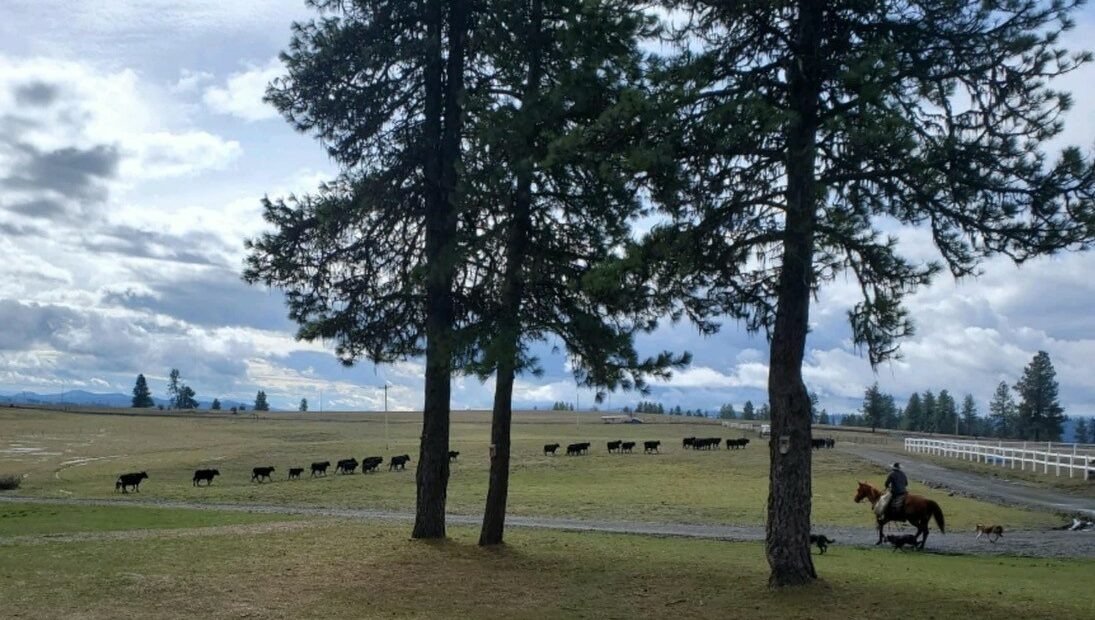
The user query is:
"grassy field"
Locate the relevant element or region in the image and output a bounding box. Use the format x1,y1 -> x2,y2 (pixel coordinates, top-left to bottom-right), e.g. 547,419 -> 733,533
0,501 -> 291,537
912,450 -> 1095,499
1,510 -> 1091,619
0,407 -> 1063,530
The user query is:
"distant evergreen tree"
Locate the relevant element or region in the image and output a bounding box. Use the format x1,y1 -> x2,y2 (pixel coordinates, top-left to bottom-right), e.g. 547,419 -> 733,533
131,374 -> 154,408
176,385 -> 198,410
808,391 -> 820,424
757,403 -> 770,420
299,398 -> 308,412
254,391 -> 270,412
934,390 -> 958,435
988,382 -> 1018,438
862,383 -> 884,432
742,400 -> 756,420
166,369 -> 181,409
718,403 -> 737,420
1074,418 -> 1090,444
818,410 -> 830,425
901,393 -> 924,431
211,398 -> 221,411
960,394 -> 979,437
1015,351 -> 1066,441
921,391 -> 938,433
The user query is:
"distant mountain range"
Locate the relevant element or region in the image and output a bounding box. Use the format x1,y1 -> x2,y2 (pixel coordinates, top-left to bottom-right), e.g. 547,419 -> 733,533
0,389 -> 256,411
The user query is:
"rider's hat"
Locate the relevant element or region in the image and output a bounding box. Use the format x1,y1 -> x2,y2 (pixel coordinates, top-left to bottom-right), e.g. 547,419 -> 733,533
892,462 -> 901,469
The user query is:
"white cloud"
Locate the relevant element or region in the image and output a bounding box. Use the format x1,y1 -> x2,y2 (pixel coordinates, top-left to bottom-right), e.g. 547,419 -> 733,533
203,58 -> 282,122
172,69 -> 214,94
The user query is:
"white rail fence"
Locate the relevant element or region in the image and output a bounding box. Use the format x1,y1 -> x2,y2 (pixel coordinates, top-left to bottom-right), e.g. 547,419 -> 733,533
905,438 -> 1095,480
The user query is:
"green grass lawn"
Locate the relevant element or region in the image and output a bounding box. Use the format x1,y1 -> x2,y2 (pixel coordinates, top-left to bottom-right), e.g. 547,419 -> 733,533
0,516 -> 1090,619
0,502 -> 291,537
0,408 -> 1062,530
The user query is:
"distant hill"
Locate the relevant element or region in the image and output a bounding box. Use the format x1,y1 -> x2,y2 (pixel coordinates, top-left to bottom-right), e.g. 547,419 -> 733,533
0,390 -> 255,411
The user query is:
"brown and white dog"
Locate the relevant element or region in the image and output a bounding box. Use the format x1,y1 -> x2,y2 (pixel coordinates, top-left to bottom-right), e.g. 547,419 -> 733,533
975,524 -> 1004,542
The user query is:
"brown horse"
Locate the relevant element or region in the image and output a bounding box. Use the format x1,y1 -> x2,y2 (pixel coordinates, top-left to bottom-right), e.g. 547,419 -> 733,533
854,481 -> 945,548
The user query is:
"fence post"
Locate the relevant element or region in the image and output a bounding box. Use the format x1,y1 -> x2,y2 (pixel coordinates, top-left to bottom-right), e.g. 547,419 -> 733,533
1072,444 -> 1077,479
1045,442 -> 1050,474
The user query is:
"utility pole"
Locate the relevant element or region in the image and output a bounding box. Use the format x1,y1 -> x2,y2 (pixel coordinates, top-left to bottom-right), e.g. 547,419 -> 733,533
383,382 -> 391,450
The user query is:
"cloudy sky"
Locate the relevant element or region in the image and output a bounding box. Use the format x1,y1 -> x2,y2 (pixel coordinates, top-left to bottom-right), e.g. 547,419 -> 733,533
1,1 -> 1093,416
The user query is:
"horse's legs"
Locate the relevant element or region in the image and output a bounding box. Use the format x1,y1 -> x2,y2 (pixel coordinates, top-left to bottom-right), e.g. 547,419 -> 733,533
918,519 -> 929,549
876,519 -> 886,545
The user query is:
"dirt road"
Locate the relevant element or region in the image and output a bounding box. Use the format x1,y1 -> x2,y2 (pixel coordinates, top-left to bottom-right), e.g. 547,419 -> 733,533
2,495 -> 1092,558
842,444 -> 1095,517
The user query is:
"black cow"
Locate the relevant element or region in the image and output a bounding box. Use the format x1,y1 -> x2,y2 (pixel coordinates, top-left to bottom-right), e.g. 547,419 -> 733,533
727,438 -> 750,450
361,456 -> 384,473
566,443 -> 583,456
115,471 -> 148,493
251,466 -> 275,483
310,461 -> 331,477
826,438 -> 835,449
192,468 -> 220,486
336,458 -> 358,474
607,440 -> 622,453
621,441 -> 636,453
543,443 -> 560,456
288,467 -> 304,480
449,451 -> 460,462
389,454 -> 411,471
643,440 -> 661,454
683,437 -> 696,449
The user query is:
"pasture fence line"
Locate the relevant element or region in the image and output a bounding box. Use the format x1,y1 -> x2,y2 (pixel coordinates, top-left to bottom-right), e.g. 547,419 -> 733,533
904,438 -> 1095,481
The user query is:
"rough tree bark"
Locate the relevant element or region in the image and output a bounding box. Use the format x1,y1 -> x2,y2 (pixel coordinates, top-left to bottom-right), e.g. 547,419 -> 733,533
765,0 -> 822,587
479,0 -> 542,547
415,0 -> 469,540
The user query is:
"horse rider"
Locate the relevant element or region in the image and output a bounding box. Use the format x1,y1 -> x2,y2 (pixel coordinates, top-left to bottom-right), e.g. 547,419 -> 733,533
874,462 -> 908,521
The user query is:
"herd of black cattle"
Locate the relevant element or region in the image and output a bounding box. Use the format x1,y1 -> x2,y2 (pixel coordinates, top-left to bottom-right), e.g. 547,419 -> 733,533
113,435 -> 837,493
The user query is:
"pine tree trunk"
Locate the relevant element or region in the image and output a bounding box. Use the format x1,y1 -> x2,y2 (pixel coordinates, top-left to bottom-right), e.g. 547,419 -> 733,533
414,0 -> 469,540
766,0 -> 822,587
480,359 -> 516,545
479,0 -> 541,546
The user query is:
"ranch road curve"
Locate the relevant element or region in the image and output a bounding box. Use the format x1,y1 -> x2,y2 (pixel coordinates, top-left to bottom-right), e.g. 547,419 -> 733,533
841,443 -> 1095,518
2,495 -> 1092,558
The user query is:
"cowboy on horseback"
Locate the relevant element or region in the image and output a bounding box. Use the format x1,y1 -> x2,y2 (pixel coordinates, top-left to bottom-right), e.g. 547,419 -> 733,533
874,462 -> 908,521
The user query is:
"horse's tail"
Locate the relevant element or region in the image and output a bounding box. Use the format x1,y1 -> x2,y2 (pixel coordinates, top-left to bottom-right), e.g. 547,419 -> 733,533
929,500 -> 945,534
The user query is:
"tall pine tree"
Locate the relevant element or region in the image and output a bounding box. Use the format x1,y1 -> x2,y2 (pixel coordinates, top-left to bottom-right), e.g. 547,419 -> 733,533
1015,351 -> 1066,441
246,0 -> 473,538
650,1 -> 1095,584
131,374 -> 153,408
466,0 -> 686,546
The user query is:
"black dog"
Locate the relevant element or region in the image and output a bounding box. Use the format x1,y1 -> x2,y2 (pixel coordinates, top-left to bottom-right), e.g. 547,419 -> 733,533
886,534 -> 920,551
810,534 -> 834,554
